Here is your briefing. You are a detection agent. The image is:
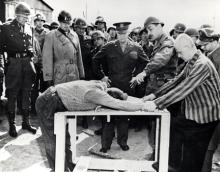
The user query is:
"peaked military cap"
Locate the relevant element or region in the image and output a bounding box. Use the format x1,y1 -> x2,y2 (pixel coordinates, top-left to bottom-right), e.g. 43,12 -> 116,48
113,22 -> 131,31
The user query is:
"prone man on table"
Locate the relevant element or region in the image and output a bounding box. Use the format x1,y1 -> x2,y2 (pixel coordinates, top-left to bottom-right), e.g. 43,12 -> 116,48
35,80 -> 155,172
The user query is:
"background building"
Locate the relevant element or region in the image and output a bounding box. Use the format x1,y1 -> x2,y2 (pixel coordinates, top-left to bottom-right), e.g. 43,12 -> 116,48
0,0 -> 53,23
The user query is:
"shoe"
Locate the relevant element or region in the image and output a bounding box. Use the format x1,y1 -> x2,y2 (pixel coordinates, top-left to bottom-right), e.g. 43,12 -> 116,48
119,145 -> 129,151
9,124 -> 17,137
100,147 -> 110,153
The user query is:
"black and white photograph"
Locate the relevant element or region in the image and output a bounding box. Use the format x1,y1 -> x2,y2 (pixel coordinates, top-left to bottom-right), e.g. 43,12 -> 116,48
0,0 -> 220,172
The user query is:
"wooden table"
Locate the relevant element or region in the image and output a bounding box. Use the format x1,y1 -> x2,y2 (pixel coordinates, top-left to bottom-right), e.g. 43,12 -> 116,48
54,106 -> 170,172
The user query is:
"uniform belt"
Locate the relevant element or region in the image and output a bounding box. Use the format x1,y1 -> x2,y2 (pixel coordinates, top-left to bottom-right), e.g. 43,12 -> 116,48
8,52 -> 28,58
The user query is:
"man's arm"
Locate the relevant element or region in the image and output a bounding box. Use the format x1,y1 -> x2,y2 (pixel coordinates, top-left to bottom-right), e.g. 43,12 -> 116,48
144,44 -> 174,76
92,44 -> 108,80
154,62 -> 209,109
85,89 -> 144,111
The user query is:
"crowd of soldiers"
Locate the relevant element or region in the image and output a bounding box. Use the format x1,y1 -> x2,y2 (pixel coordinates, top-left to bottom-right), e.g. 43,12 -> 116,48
1,1 -> 220,172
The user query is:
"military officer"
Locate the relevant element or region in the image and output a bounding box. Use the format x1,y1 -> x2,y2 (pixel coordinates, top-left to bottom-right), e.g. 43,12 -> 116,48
93,21 -> 148,152
0,2 -> 37,137
42,11 -> 85,86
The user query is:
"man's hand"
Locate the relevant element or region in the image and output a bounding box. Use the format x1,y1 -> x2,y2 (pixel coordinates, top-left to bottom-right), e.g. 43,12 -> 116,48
101,76 -> 111,87
130,77 -> 137,88
141,101 -> 157,112
142,94 -> 156,102
130,72 -> 146,88
0,67 -> 4,77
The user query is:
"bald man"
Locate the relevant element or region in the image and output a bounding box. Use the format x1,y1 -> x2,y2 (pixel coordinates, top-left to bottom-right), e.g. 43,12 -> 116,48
143,34 -> 220,172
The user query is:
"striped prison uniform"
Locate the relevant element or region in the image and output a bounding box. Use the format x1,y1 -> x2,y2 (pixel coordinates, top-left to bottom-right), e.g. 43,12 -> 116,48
154,50 -> 220,124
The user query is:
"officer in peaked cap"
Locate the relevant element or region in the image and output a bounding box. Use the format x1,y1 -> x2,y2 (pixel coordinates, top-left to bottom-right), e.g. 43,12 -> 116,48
170,23 -> 186,39
93,21 -> 148,153
0,2 -> 37,137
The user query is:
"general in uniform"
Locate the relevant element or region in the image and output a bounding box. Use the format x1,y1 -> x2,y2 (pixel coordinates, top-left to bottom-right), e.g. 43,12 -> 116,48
42,11 -> 85,86
0,2 -> 37,137
93,22 -> 148,152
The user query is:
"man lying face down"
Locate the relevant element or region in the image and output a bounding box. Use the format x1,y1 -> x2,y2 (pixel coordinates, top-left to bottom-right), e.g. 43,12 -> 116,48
35,80 -> 153,171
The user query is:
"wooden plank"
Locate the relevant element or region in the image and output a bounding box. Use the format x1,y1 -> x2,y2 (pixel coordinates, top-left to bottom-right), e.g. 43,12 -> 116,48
87,158 -> 156,172
68,116 -> 77,162
73,156 -> 91,172
54,114 -> 66,172
158,114 -> 170,172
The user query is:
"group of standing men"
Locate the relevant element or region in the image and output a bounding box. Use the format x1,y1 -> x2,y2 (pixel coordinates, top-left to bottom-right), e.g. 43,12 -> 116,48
1,1 -> 220,172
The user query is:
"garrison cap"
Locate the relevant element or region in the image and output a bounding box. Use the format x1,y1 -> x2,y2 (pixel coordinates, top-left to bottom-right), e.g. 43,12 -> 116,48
197,28 -> 220,45
15,2 -> 31,16
144,16 -> 164,28
58,10 -> 72,24
184,28 -> 199,37
113,22 -> 131,31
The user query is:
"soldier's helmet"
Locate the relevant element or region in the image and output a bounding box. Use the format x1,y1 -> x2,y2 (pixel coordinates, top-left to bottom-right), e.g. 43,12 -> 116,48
95,16 -> 106,25
58,10 -> 72,24
74,18 -> 87,28
200,24 -> 212,29
34,13 -> 45,22
184,28 -> 199,37
144,16 -> 164,28
197,27 -> 220,45
15,2 -> 31,16
173,23 -> 186,33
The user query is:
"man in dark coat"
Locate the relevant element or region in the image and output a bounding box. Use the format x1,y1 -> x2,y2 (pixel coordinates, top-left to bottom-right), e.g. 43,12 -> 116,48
93,21 -> 148,152
0,2 -> 36,137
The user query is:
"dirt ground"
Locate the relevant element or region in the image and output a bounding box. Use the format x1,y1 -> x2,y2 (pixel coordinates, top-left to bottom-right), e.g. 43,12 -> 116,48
0,113 -> 220,172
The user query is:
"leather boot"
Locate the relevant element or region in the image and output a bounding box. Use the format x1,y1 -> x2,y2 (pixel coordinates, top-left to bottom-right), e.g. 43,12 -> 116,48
8,112 -> 17,137
22,109 -> 36,134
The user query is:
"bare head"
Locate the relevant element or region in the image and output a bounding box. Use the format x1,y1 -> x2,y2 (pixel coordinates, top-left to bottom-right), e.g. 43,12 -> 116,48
174,33 -> 197,61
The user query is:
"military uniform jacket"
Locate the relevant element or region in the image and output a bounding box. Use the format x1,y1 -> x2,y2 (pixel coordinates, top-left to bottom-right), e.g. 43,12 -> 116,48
93,39 -> 148,95
0,19 -> 33,56
144,33 -> 177,80
34,28 -> 47,50
42,29 -> 85,85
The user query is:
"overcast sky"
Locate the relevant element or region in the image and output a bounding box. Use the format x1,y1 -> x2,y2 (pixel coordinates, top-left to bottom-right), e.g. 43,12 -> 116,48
45,0 -> 220,32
